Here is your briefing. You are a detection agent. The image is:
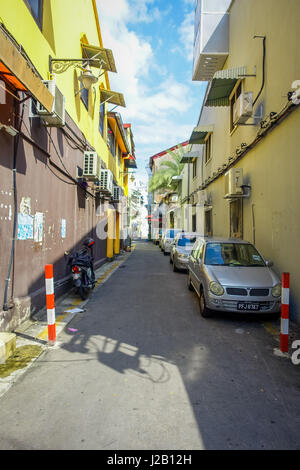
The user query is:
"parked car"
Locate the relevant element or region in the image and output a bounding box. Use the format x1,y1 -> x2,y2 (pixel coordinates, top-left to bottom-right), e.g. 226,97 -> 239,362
187,237 -> 282,318
159,231 -> 166,250
153,228 -> 163,245
170,232 -> 201,272
161,229 -> 182,255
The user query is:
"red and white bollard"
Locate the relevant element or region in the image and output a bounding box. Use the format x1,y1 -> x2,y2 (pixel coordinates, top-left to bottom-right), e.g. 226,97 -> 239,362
280,273 -> 290,353
45,264 -> 56,345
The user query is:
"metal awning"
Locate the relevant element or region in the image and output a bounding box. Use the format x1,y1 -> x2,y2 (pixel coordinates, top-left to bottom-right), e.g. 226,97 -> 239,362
205,66 -> 247,107
180,151 -> 201,164
189,125 -> 214,144
0,27 -> 54,112
81,44 -> 117,72
124,155 -> 137,169
100,89 -> 126,108
107,111 -> 130,153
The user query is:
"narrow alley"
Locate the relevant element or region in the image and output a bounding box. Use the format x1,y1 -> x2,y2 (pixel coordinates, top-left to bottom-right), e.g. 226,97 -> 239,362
0,241 -> 299,450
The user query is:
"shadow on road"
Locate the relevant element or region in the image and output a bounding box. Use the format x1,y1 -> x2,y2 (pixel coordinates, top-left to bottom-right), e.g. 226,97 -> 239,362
59,241 -> 300,450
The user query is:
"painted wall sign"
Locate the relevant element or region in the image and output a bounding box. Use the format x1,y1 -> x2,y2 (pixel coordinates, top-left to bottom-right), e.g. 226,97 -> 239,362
17,213 -> 34,240
61,219 -> 66,239
34,212 -> 44,243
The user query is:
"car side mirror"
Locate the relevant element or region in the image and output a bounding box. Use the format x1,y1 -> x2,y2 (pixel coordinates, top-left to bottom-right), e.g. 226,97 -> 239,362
265,260 -> 273,267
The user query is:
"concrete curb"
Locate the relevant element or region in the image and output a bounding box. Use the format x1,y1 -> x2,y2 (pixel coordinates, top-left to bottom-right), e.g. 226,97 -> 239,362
0,333 -> 16,364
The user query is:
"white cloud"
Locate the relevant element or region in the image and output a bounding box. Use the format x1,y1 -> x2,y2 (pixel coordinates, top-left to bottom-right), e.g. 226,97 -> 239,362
171,11 -> 194,62
96,0 -> 199,178
183,0 -> 195,6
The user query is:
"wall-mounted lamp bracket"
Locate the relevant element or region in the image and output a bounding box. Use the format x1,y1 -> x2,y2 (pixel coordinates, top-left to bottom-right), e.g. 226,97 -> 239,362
49,56 -> 102,74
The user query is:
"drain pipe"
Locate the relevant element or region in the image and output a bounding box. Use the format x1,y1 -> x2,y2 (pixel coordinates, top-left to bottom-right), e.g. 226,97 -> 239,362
253,36 -> 266,106
3,100 -> 24,311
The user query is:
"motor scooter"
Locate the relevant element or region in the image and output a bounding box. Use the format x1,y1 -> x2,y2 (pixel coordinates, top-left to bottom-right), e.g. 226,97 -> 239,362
67,238 -> 96,300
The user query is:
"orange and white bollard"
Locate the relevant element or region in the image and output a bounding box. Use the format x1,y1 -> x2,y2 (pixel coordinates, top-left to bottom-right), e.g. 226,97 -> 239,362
280,273 -> 290,353
45,264 -> 56,345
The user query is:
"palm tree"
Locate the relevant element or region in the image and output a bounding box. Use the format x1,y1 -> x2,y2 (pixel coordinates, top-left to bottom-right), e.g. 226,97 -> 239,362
148,143 -> 189,193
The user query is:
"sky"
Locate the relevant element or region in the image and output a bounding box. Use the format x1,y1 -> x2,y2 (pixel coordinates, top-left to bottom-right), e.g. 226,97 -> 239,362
96,0 -> 207,183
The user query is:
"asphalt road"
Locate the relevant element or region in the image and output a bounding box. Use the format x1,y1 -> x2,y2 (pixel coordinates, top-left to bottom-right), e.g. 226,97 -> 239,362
0,241 -> 300,450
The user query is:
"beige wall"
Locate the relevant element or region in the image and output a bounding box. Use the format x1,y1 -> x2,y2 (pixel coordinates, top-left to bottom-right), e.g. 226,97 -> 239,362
186,0 -> 300,321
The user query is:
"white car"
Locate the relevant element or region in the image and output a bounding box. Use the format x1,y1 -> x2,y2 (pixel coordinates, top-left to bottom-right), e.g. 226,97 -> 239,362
170,232 -> 201,271
162,229 -> 182,255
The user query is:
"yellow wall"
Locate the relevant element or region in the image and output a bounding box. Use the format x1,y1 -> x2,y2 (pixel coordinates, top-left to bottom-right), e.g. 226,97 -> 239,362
186,0 -> 300,320
0,0 -> 129,261
0,0 -> 125,184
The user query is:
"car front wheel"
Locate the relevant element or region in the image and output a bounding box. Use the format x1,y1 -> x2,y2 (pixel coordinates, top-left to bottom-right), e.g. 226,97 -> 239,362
199,288 -> 212,318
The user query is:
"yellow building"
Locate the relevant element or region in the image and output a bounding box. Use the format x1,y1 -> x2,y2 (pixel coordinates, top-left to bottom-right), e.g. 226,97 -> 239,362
0,0 -> 133,331
182,0 -> 300,322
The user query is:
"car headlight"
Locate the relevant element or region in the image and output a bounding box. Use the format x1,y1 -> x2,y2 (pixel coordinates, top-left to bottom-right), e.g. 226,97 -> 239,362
272,283 -> 281,298
209,281 -> 224,296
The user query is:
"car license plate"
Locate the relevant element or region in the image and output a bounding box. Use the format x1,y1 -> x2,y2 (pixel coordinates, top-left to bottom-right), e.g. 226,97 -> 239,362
237,303 -> 260,311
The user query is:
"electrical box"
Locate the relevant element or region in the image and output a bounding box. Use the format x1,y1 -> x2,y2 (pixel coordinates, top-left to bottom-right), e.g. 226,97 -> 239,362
224,168 -> 243,198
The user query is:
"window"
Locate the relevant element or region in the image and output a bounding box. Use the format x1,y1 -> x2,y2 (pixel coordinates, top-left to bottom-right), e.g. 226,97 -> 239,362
24,0 -> 43,29
230,81 -> 242,132
230,199 -> 243,239
192,159 -> 197,178
117,146 -> 121,168
99,103 -> 105,136
192,213 -> 197,232
205,133 -> 212,164
107,123 -> 116,156
194,241 -> 204,261
81,88 -> 89,110
205,209 -> 213,237
191,241 -> 200,260
204,243 -> 265,267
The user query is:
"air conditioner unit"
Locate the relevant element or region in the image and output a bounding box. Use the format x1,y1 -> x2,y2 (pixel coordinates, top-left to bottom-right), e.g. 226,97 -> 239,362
233,92 -> 253,125
30,79 -> 65,127
195,190 -> 208,207
82,151 -> 99,180
224,168 -> 243,198
98,169 -> 113,195
112,185 -> 124,202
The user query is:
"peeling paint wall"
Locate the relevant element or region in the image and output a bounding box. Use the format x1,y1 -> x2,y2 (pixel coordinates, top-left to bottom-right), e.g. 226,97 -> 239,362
0,104 -> 107,332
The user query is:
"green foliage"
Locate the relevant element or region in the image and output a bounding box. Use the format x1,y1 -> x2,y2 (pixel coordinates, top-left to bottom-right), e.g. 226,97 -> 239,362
148,143 -> 190,193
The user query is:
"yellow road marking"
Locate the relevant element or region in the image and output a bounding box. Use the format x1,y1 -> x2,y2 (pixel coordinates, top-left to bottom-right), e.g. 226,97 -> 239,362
263,322 -> 280,339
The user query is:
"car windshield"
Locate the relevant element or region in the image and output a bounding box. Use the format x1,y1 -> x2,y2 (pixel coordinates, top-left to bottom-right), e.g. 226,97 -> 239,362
178,235 -> 197,247
204,243 -> 266,267
166,229 -> 181,239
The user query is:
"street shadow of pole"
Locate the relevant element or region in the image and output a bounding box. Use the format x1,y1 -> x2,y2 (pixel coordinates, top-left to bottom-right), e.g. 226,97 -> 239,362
58,241 -> 300,450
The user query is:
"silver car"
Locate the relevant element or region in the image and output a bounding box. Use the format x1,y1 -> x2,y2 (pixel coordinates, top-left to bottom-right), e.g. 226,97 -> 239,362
170,232 -> 200,272
159,231 -> 166,250
162,229 -> 182,255
187,238 -> 282,318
